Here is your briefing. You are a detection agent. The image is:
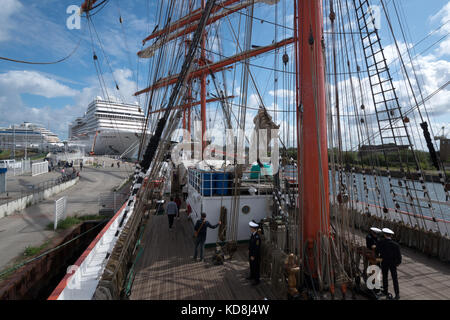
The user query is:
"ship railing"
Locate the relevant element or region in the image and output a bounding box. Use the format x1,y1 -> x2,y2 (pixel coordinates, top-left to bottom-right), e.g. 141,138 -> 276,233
352,200 -> 450,225
281,166 -> 298,184
188,168 -> 285,197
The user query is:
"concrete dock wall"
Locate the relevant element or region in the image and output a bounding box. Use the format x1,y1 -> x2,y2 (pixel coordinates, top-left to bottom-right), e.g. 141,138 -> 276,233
0,177 -> 79,219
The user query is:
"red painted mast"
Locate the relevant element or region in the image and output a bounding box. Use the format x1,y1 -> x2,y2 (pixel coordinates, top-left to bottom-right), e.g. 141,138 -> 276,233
295,0 -> 330,272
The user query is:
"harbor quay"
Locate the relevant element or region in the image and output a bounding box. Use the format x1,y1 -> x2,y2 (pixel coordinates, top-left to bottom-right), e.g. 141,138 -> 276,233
0,157 -> 133,271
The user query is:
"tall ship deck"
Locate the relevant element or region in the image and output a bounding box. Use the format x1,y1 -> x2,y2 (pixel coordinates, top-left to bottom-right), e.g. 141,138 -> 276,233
0,0 -> 442,303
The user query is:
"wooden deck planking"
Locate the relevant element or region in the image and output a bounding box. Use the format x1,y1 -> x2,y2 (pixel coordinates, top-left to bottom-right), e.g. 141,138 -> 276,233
130,212 -> 450,300
353,229 -> 450,300
130,213 -> 278,300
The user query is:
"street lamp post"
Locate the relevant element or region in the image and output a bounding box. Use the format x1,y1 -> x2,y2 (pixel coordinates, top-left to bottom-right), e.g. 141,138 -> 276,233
25,127 -> 27,161
13,125 -> 15,160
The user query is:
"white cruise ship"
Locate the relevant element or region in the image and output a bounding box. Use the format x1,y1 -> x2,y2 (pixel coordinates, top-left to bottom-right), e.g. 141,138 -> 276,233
0,122 -> 60,149
68,97 -> 151,157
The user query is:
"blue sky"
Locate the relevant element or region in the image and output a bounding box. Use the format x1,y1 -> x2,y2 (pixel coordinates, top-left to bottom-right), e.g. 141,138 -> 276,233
0,0 -> 449,145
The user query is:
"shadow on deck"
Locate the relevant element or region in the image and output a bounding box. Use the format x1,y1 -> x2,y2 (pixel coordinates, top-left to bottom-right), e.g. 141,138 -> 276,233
129,214 -> 278,300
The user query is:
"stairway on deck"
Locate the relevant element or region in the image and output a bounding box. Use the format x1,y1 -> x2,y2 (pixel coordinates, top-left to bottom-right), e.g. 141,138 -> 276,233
129,213 -> 278,300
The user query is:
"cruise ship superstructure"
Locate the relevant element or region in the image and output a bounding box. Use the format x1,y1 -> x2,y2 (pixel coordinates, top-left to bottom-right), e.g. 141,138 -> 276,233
68,97 -> 151,157
0,122 -> 60,149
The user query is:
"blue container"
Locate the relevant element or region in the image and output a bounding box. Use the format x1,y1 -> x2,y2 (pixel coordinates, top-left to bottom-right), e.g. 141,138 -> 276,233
261,163 -> 273,176
201,172 -> 213,196
214,172 -> 230,196
250,163 -> 273,180
250,164 -> 261,179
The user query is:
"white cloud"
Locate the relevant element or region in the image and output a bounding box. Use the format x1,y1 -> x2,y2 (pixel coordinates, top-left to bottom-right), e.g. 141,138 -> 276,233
0,70 -> 81,139
0,70 -> 78,98
430,1 -> 450,56
268,89 -> 295,100
0,68 -> 140,140
0,0 -> 22,42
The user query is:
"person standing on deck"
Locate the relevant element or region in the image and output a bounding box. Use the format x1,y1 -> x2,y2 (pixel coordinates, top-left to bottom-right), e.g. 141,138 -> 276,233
193,213 -> 221,261
376,228 -> 402,300
247,221 -> 261,286
166,197 -> 178,230
363,227 -> 381,282
366,227 -> 381,249
79,160 -> 83,172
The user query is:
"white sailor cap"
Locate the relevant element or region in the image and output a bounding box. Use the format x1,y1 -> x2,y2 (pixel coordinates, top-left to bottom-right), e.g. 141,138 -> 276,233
382,228 -> 394,235
249,221 -> 259,228
370,227 -> 382,233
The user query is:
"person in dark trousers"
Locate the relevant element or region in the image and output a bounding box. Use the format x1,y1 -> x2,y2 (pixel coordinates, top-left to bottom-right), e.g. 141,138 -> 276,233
247,221 -> 261,286
79,161 -> 83,172
166,197 -> 178,230
363,227 -> 381,284
376,228 -> 402,300
193,213 -> 221,261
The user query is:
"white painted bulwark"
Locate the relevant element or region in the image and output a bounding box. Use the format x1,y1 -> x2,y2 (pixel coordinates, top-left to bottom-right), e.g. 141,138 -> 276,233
53,197 -> 136,300
187,186 -> 271,245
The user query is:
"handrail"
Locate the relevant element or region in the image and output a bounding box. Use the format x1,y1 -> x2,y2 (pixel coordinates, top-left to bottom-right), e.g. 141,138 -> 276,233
355,200 -> 450,224
187,168 -> 287,197
0,172 -> 78,206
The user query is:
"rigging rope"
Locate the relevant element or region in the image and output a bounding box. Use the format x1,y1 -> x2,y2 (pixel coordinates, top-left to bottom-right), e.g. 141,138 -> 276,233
0,38 -> 82,65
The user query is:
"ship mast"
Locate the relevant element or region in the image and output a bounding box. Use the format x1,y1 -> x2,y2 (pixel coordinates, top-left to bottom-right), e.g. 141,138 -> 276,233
295,0 -> 330,273
134,0 -> 292,158
201,0 -> 207,155
82,0 -> 330,260
135,0 -> 331,254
